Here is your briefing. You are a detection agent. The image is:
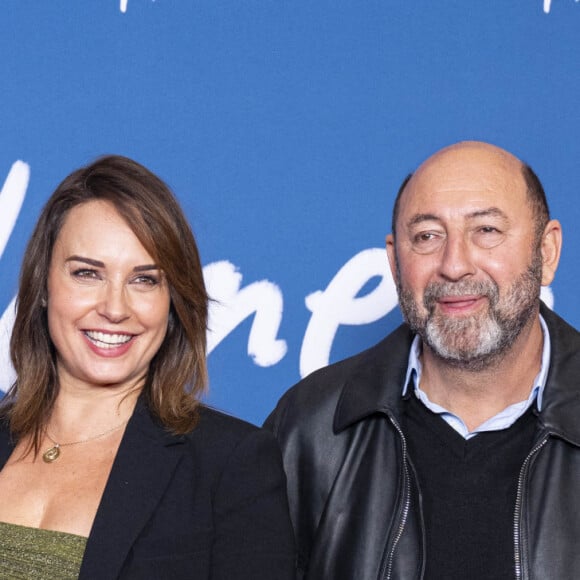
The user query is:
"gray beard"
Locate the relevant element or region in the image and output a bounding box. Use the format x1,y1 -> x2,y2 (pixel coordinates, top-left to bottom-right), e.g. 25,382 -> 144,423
397,256 -> 542,371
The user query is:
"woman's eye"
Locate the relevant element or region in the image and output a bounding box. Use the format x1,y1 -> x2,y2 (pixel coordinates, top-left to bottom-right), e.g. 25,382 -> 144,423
132,275 -> 160,286
71,268 -> 99,279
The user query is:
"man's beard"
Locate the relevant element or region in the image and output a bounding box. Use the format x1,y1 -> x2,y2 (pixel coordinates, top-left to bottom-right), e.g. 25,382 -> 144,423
397,253 -> 543,371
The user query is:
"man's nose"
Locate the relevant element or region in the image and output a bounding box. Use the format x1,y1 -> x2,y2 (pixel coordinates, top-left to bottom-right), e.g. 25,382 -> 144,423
437,234 -> 476,281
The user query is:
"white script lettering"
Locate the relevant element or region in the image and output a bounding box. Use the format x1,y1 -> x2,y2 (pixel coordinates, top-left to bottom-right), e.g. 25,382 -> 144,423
0,300 -> 16,393
205,260 -> 287,367
300,248 -> 398,377
544,0 -> 580,13
0,161 -> 29,260
0,161 -> 29,393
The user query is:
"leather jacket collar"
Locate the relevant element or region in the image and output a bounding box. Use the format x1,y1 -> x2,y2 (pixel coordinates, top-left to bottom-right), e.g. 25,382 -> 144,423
536,304 -> 580,446
335,303 -> 580,447
334,323 -> 413,432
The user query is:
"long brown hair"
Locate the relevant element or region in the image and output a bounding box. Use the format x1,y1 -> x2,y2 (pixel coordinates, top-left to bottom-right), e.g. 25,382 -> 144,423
6,155 -> 209,449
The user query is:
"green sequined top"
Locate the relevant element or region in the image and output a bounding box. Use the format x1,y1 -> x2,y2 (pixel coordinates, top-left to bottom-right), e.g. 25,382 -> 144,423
0,521 -> 87,580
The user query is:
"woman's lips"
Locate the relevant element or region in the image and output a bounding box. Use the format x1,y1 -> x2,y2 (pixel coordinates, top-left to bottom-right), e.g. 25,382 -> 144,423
82,330 -> 136,356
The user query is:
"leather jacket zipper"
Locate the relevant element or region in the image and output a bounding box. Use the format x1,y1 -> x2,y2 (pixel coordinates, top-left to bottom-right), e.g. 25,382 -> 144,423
381,416 -> 550,579
513,436 -> 549,580
382,416 -> 412,580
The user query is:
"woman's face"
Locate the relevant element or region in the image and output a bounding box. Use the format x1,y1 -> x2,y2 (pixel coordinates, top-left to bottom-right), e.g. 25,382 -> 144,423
46,200 -> 171,394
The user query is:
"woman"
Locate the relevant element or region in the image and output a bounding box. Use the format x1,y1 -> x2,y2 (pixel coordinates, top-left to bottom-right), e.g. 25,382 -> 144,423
0,156 -> 295,579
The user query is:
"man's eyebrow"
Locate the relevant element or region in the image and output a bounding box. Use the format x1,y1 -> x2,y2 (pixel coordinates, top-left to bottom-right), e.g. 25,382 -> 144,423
406,207 -> 509,228
65,255 -> 160,272
466,207 -> 509,221
406,213 -> 441,228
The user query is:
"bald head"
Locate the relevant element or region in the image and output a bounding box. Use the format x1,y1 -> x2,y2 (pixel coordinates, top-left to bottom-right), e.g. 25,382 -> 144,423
391,141 -> 550,242
416,141 -> 521,177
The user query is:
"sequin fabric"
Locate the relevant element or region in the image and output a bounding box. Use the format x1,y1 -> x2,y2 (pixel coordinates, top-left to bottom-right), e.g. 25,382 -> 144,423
0,521 -> 87,579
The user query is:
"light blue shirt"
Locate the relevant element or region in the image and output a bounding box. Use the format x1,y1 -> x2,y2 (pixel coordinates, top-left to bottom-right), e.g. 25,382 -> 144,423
402,315 -> 551,439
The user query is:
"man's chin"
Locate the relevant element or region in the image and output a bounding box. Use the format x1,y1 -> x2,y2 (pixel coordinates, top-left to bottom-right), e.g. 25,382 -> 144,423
440,353 -> 502,372
422,318 -> 504,367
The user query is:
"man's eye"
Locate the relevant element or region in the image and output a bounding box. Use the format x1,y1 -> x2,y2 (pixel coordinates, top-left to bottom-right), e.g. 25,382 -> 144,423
410,231 -> 444,254
474,226 -> 504,248
413,231 -> 439,244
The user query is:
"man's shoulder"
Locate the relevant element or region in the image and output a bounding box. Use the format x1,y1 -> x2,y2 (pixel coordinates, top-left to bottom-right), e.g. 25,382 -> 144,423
265,323 -> 413,434
542,303 -> 580,343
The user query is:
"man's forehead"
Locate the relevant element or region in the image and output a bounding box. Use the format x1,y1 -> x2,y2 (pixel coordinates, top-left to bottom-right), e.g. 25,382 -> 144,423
418,142 -> 520,178
401,142 -> 527,210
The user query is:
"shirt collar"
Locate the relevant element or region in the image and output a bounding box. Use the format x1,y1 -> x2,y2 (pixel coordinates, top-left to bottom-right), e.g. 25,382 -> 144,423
402,314 -> 551,411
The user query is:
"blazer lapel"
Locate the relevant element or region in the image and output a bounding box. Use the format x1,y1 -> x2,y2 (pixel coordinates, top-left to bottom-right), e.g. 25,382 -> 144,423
0,422 -> 15,468
79,400 -> 186,579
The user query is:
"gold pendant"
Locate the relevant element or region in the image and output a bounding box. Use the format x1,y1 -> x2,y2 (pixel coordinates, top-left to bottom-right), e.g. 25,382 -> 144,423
42,445 -> 60,463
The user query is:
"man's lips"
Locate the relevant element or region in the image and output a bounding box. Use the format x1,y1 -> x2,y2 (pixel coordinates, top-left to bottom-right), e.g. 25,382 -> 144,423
436,295 -> 486,312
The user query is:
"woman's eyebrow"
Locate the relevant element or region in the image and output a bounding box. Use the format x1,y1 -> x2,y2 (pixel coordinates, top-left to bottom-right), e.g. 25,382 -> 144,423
65,256 -> 160,272
65,255 -> 105,267
133,264 -> 161,272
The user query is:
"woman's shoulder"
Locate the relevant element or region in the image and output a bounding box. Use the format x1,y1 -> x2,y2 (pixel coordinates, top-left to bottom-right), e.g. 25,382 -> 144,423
198,403 -> 259,431
185,404 -> 275,456
196,405 -> 259,433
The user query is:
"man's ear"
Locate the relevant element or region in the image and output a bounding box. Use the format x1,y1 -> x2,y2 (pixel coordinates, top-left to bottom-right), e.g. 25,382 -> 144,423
540,219 -> 562,286
386,233 -> 398,284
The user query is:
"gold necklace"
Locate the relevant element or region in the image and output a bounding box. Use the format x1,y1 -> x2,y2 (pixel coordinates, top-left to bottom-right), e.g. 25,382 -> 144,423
42,418 -> 129,463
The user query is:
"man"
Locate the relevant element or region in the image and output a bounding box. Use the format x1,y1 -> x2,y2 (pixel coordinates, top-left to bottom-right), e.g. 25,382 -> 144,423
265,141 -> 580,579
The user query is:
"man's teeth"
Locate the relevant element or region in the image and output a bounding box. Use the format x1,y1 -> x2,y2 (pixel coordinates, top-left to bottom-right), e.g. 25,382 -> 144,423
85,331 -> 133,348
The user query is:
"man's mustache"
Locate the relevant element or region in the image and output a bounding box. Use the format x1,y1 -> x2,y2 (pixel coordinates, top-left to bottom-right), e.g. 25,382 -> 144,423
423,280 -> 499,311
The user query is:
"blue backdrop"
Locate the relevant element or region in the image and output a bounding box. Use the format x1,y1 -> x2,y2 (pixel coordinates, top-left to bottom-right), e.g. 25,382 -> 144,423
1,0 -> 579,425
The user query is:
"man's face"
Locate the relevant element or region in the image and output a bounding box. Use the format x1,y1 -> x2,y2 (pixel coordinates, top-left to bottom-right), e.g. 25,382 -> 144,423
397,258 -> 542,369
386,143 -> 550,369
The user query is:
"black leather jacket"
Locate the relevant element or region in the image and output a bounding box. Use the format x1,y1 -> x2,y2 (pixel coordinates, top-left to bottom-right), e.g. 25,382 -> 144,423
265,305 -> 580,579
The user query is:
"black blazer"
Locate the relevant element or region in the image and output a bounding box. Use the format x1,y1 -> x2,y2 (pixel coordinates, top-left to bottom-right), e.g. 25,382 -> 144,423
0,400 -> 296,579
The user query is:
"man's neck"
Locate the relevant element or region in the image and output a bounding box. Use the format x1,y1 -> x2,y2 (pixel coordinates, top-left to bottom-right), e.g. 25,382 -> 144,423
418,316 -> 544,432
